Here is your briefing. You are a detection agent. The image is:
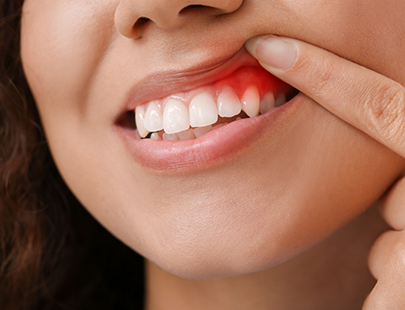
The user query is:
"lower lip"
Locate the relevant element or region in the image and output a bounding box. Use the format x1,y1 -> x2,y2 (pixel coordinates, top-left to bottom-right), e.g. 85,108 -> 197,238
116,95 -> 300,172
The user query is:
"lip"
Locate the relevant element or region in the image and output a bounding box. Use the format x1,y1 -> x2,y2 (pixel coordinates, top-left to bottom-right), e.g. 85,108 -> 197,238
115,45 -> 300,172
125,46 -> 259,111
116,94 -> 300,172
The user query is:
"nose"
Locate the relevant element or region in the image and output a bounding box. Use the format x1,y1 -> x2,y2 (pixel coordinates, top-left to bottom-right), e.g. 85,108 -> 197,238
115,0 -> 243,39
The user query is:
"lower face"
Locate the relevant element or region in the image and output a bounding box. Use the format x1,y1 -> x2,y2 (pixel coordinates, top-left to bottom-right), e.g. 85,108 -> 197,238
21,0 -> 405,279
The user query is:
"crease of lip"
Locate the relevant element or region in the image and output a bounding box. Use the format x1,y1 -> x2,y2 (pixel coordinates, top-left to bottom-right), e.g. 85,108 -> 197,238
124,46 -> 261,112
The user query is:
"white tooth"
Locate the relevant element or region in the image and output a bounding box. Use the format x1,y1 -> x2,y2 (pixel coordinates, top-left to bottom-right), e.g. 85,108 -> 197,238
260,92 -> 275,114
217,86 -> 241,117
177,128 -> 195,140
163,99 -> 190,134
135,105 -> 149,138
150,132 -> 162,140
144,100 -> 163,132
162,133 -> 179,141
241,86 -> 260,118
275,93 -> 287,107
189,92 -> 218,127
193,125 -> 213,138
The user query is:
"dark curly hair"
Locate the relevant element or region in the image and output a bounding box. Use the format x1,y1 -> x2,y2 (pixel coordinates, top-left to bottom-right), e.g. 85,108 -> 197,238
0,1 -> 144,309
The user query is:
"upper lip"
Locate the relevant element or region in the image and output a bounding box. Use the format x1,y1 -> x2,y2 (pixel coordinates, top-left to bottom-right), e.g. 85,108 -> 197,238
125,45 -> 261,111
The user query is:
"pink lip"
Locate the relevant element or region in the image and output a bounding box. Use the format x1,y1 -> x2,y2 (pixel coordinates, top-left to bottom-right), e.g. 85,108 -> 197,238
115,46 -> 299,172
125,47 -> 259,111
117,96 -> 300,172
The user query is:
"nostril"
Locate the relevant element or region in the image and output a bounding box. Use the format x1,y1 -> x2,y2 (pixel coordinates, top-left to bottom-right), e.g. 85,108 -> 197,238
179,5 -> 214,16
180,5 -> 204,12
134,17 -> 150,28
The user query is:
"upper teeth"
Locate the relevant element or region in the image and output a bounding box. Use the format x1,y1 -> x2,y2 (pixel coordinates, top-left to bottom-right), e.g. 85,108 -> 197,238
136,85 -> 287,139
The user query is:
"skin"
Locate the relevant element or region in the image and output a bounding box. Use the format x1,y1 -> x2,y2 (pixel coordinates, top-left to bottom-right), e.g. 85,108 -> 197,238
247,30 -> 405,309
20,0 -> 405,309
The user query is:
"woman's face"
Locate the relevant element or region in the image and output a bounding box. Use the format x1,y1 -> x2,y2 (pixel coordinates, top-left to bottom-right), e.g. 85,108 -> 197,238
21,0 -> 405,279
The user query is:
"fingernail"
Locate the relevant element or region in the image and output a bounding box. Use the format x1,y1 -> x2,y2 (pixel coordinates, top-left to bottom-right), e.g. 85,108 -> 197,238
245,36 -> 297,71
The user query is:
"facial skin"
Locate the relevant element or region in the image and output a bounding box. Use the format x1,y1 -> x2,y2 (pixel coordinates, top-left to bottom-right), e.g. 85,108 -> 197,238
21,0 -> 405,280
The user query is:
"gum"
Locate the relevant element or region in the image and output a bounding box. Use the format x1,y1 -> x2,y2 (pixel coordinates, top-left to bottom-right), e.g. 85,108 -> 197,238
140,66 -> 290,110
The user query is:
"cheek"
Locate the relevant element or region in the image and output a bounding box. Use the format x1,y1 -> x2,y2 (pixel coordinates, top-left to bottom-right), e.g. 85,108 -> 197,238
280,0 -> 405,84
21,0 -> 117,124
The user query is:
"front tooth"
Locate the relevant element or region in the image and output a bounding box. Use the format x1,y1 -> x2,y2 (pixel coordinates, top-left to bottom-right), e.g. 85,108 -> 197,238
260,92 -> 275,114
241,86 -> 260,118
217,86 -> 241,117
189,92 -> 218,127
177,128 -> 195,140
275,93 -> 287,107
144,100 -> 163,132
163,99 -> 190,134
135,105 -> 149,138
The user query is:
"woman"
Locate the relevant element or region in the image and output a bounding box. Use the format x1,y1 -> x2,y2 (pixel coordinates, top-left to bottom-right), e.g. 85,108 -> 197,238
1,0 -> 405,308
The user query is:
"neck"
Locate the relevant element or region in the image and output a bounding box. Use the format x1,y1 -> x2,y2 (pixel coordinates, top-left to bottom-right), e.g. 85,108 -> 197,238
145,205 -> 386,310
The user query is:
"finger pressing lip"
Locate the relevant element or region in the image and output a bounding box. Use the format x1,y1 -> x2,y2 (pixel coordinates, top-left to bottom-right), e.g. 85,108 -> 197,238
379,177 -> 405,231
245,35 -> 405,159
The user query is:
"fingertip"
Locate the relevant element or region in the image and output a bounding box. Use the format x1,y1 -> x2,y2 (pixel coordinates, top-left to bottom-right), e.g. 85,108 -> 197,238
245,35 -> 297,71
245,35 -> 267,58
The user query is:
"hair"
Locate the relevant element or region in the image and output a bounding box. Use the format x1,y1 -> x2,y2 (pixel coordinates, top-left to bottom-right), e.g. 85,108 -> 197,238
0,1 -> 144,309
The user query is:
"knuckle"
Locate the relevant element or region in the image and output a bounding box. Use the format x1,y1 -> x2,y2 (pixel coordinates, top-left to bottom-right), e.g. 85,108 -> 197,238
365,82 -> 405,146
295,55 -> 340,97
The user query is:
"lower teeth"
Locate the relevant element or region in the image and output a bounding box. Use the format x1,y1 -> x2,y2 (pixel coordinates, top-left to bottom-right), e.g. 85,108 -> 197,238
144,115 -> 240,141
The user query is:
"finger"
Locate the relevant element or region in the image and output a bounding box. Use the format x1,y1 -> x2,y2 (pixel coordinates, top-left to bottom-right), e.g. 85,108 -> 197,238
368,230 -> 404,280
245,35 -> 405,158
362,279 -> 405,310
380,177 -> 405,230
366,230 -> 405,310
362,282 -> 389,310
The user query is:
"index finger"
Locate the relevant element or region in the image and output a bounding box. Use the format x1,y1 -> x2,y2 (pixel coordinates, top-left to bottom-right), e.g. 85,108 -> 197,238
246,36 -> 405,157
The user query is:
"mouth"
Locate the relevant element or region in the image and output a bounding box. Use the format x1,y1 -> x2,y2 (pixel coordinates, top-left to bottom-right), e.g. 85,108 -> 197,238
115,47 -> 299,171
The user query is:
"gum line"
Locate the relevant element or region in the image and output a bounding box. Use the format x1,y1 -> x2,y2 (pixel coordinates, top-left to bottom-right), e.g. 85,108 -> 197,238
141,66 -> 289,110
135,66 -> 293,139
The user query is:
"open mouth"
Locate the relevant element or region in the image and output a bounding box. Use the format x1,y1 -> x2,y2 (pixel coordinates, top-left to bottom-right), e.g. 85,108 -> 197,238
119,66 -> 298,141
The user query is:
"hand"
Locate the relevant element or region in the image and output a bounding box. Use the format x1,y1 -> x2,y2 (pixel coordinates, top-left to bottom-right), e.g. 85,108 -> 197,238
245,35 -> 405,309
365,177 -> 405,309
245,35 -> 405,157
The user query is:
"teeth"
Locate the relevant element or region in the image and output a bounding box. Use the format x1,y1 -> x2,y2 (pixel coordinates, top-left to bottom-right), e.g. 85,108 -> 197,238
241,86 -> 260,118
162,133 -> 179,141
177,128 -> 195,140
189,92 -> 218,127
137,84 -> 290,140
193,125 -> 213,138
217,86 -> 241,117
144,100 -> 163,132
163,99 -> 190,134
150,132 -> 162,140
275,93 -> 287,107
135,105 -> 149,138
213,123 -> 226,129
260,92 -> 275,114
